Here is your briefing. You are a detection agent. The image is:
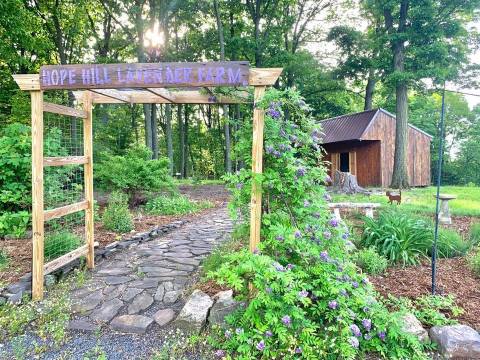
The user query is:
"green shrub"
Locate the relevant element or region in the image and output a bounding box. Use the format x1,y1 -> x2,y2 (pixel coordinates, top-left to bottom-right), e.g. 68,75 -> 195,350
352,247 -> 388,275
468,248 -> 480,277
0,211 -> 29,238
0,249 -> 9,270
44,231 -> 81,261
362,210 -> 432,266
434,228 -> 471,258
96,146 -> 175,201
102,191 -> 134,233
144,194 -> 212,215
470,223 -> 480,245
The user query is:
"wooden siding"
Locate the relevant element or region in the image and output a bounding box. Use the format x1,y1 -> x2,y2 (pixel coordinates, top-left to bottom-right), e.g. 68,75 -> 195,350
322,140 -> 381,187
361,111 -> 431,187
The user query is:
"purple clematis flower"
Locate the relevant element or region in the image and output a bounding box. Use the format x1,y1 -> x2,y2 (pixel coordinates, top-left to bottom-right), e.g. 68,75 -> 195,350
275,235 -> 285,242
352,281 -> 359,289
323,231 -> 331,240
265,330 -> 273,337
215,349 -> 226,357
273,262 -> 285,272
362,319 -> 372,332
286,263 -> 295,270
320,251 -> 329,262
236,183 -> 243,190
298,290 -> 308,298
295,347 -> 302,354
378,331 -> 386,341
342,232 -> 350,240
267,107 -> 281,119
350,324 -> 362,337
328,300 -> 338,309
329,218 -> 339,227
281,315 -> 291,326
266,145 -> 275,154
296,167 -> 306,177
256,340 -> 265,351
364,333 -> 373,340
294,230 -> 302,238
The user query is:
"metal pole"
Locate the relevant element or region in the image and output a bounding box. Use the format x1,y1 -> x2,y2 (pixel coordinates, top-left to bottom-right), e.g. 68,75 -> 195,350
431,84 -> 446,295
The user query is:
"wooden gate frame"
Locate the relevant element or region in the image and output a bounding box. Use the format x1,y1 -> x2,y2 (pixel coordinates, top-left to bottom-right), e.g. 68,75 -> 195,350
13,63 -> 282,300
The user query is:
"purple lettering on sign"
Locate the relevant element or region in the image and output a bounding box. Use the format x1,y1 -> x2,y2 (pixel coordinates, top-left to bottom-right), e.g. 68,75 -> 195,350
228,68 -> 241,84
51,70 -> 59,86
174,67 -> 182,83
126,68 -> 135,83
103,67 -> 111,84
183,68 -> 192,82
215,67 -> 225,84
42,70 -> 51,86
68,70 -> 76,85
143,69 -> 153,84
95,67 -> 104,85
165,67 -> 174,83
153,68 -> 163,83
197,68 -> 205,82
82,69 -> 91,85
204,68 -> 214,83
59,69 -> 68,85
90,68 -> 96,85
117,67 -> 126,83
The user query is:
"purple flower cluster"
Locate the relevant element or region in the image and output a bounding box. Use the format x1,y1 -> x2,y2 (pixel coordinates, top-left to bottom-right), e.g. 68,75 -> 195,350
267,106 -> 281,119
303,199 -> 311,207
281,315 -> 291,326
265,287 -> 272,294
295,347 -> 302,354
323,230 -> 331,240
296,167 -> 306,177
286,263 -> 295,270
265,330 -> 273,337
349,337 -> 359,348
352,281 -> 359,289
328,300 -> 338,309
273,262 -> 285,272
256,340 -> 265,351
294,230 -> 302,238
275,235 -> 284,242
236,182 -> 243,190
320,251 -> 329,262
350,324 -> 362,337
224,329 -> 232,339
298,290 -> 308,298
215,349 -> 226,357
329,218 -> 339,227
378,331 -> 386,341
362,319 -> 372,332
342,232 -> 350,240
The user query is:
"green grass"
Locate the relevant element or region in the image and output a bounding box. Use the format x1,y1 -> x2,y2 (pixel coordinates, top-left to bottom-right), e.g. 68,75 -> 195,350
330,186 -> 480,217
144,194 -> 213,215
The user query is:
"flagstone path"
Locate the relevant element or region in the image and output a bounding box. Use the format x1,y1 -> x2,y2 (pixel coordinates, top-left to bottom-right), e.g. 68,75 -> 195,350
68,206 -> 233,334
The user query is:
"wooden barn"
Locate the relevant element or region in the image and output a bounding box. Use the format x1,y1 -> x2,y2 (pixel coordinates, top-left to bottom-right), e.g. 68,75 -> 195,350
321,108 -> 433,188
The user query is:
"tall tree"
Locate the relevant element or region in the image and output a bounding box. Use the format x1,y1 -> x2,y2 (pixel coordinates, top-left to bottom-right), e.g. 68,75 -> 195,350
364,0 -> 480,188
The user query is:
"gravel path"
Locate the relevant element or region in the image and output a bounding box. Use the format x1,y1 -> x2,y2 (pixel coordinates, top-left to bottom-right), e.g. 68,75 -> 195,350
0,206 -> 233,360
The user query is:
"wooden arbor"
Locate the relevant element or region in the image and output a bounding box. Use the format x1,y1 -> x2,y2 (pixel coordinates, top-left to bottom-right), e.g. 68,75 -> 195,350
13,62 -> 282,300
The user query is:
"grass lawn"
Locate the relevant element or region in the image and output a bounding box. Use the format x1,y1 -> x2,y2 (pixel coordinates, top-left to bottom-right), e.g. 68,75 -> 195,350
330,186 -> 480,217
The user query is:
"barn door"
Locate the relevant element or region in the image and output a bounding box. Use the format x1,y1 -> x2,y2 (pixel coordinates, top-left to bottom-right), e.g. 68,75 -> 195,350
349,151 -> 357,176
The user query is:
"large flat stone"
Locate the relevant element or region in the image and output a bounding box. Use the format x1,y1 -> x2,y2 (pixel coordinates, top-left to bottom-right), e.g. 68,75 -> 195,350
122,288 -> 143,302
72,289 -> 103,313
68,319 -> 99,332
400,313 -> 429,343
129,278 -> 159,289
128,293 -> 154,314
111,315 -> 153,334
105,276 -> 133,285
154,284 -> 165,302
429,325 -> 480,358
90,298 -> 124,322
154,309 -> 175,327
163,290 -> 181,304
173,290 -> 213,334
98,268 -> 132,276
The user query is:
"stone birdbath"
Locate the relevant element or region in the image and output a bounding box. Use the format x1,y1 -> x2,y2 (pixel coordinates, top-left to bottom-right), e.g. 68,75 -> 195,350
433,194 -> 457,225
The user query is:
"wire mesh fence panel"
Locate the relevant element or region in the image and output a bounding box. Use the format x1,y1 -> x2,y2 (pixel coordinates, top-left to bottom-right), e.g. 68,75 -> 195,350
43,112 -> 85,262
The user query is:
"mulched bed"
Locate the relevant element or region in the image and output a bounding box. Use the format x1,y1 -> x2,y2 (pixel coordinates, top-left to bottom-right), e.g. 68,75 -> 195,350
370,257 -> 480,331
0,184 -> 230,286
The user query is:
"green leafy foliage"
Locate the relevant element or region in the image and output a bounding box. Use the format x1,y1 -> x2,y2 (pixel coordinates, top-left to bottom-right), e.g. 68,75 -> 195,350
209,89 -> 428,359
362,210 -> 432,266
470,223 -> 480,245
0,249 -> 9,270
96,146 -> 174,201
102,191 -> 134,233
144,194 -> 212,215
352,247 -> 388,275
385,295 -> 463,328
44,231 -> 81,261
468,248 -> 480,277
434,229 -> 471,259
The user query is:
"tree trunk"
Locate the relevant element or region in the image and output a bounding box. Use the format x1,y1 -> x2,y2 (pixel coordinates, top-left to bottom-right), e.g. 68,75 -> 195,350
165,104 -> 173,175
144,104 -> 153,154
332,171 -> 370,195
364,69 -> 376,111
151,104 -> 158,159
183,105 -> 189,178
178,105 -> 184,177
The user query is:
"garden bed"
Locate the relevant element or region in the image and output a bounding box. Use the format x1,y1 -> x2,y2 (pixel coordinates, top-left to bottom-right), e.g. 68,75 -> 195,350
371,257 -> 480,331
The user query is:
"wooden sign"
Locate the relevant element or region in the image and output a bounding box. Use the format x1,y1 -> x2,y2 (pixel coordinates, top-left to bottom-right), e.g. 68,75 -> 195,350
39,61 -> 250,90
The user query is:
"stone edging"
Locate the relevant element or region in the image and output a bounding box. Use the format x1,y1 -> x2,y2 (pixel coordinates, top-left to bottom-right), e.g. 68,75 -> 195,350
0,219 -> 190,305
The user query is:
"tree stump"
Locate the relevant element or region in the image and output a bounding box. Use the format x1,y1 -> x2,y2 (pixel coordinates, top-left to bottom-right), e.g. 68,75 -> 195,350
332,170 -> 371,195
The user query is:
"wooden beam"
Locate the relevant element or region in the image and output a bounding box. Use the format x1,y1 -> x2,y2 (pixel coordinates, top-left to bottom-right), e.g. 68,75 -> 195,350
44,156 -> 88,167
44,200 -> 88,221
83,91 -> 95,269
43,102 -> 87,118
31,90 -> 44,301
249,86 -> 266,253
13,74 -> 40,91
249,68 -> 283,86
44,242 -> 99,275
146,88 -> 177,103
90,89 -> 131,103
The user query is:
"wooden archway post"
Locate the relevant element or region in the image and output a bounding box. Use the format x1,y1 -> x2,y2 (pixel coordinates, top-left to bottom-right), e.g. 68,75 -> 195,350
31,90 -> 45,301
249,86 -> 266,253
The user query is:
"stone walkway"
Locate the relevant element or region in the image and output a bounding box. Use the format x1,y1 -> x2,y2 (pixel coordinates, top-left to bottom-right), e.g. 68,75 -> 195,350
68,206 -> 233,334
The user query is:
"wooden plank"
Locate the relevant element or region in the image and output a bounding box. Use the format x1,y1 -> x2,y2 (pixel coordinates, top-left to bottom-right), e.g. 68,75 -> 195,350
83,91 -> 95,269
44,200 -> 88,221
39,62 -> 250,90
44,242 -> 99,275
90,89 -> 131,103
13,74 -> 41,91
31,90 -> 44,301
249,86 -> 266,253
249,68 -> 283,86
43,102 -> 87,118
146,88 -> 177,103
44,156 -> 88,167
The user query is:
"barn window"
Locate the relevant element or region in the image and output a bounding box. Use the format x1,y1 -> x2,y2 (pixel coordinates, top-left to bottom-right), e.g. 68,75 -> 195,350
340,152 -> 350,172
